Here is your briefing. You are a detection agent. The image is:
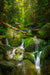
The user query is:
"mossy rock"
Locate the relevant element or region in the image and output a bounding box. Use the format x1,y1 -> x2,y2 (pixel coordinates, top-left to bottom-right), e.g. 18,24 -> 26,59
6,28 -> 23,47
22,60 -> 38,75
13,53 -> 23,61
38,23 -> 50,39
0,35 -> 6,44
11,60 -> 38,75
47,39 -> 50,45
0,44 -> 13,60
0,54 -> 3,60
23,52 -> 35,63
38,39 -> 46,51
13,54 -> 21,60
40,45 -> 50,75
33,51 -> 39,58
40,45 -> 50,65
24,38 -> 35,52
0,61 -> 14,75
15,48 -> 23,54
41,62 -> 50,75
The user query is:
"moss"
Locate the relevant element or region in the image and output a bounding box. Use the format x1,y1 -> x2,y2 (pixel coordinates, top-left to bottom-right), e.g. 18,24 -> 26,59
22,60 -> 38,75
41,62 -> 50,75
15,48 -> 23,54
40,45 -> 50,75
38,23 -> 50,39
0,36 -> 5,39
24,38 -> 35,52
8,37 -> 22,47
39,39 -> 46,51
0,54 -> 3,60
0,61 -> 15,75
40,45 -> 50,65
34,51 -> 39,58
6,28 -> 23,47
11,59 -> 38,75
23,52 -> 34,63
0,44 -> 13,60
13,54 -> 21,61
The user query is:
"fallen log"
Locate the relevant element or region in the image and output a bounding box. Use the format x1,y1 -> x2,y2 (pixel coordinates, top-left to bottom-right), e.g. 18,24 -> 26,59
1,21 -> 27,34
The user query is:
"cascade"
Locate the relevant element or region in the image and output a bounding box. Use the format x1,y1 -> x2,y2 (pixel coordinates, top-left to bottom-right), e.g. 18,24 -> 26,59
33,37 -> 42,72
6,38 -> 10,46
25,28 -> 31,33
35,51 -> 42,71
6,38 -> 24,59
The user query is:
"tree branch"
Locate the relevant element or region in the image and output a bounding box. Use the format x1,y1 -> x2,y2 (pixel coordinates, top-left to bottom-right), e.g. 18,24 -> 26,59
1,21 -> 27,34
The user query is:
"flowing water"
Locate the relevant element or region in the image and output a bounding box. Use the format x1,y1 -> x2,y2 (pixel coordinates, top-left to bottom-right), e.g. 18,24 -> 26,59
6,38 -> 26,75
6,38 -> 11,46
6,38 -> 42,74
6,38 -> 24,59
33,38 -> 42,72
25,28 -> 31,33
35,51 -> 42,71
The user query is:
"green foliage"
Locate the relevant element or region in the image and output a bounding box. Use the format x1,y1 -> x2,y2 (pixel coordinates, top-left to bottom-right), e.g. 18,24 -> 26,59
40,45 -> 50,65
38,23 -> 50,39
24,38 -> 35,52
23,52 -> 34,63
40,45 -> 50,75
6,28 -> 23,47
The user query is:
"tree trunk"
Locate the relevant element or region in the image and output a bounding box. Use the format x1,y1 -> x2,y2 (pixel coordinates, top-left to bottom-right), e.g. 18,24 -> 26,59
1,21 -> 27,34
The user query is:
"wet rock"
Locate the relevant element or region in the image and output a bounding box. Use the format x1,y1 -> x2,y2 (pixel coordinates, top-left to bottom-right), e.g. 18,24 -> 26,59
38,39 -> 46,51
0,61 -> 14,75
24,37 -> 46,52
22,60 -> 38,75
0,44 -> 13,60
13,54 -> 22,61
0,54 -> 3,60
23,52 -> 35,63
0,35 -> 6,44
15,48 -> 23,54
40,45 -> 50,75
24,38 -> 35,52
11,60 -> 38,75
6,28 -> 23,47
38,23 -> 50,40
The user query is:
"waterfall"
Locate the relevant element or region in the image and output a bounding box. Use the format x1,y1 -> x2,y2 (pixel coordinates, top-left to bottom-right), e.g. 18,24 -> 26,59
6,39 -> 24,59
6,38 -> 10,46
35,51 -> 42,71
18,40 -> 24,50
25,28 -> 31,33
33,38 -> 42,72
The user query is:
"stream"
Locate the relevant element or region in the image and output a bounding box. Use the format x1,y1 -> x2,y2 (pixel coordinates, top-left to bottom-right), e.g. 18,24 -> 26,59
6,37 -> 42,74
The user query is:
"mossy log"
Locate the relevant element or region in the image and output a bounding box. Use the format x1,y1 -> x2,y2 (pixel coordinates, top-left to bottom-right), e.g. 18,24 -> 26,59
1,21 -> 27,34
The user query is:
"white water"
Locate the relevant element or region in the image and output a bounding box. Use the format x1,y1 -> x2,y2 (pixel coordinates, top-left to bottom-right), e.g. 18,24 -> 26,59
6,38 -> 10,46
33,37 -> 42,72
6,38 -> 26,75
25,28 -> 31,33
6,38 -> 42,73
6,38 -> 24,59
35,51 -> 42,71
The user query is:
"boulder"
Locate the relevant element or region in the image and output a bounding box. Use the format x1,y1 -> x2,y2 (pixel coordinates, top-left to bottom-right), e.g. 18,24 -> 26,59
24,37 -> 46,52
11,60 -> 38,75
40,45 -> 50,75
6,28 -> 23,47
24,38 -> 35,52
0,35 -> 6,44
23,52 -> 35,63
0,44 -> 13,60
38,23 -> 50,40
0,61 -> 14,75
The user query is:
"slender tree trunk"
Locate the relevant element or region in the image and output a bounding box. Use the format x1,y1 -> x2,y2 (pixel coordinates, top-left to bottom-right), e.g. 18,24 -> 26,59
1,21 -> 27,34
